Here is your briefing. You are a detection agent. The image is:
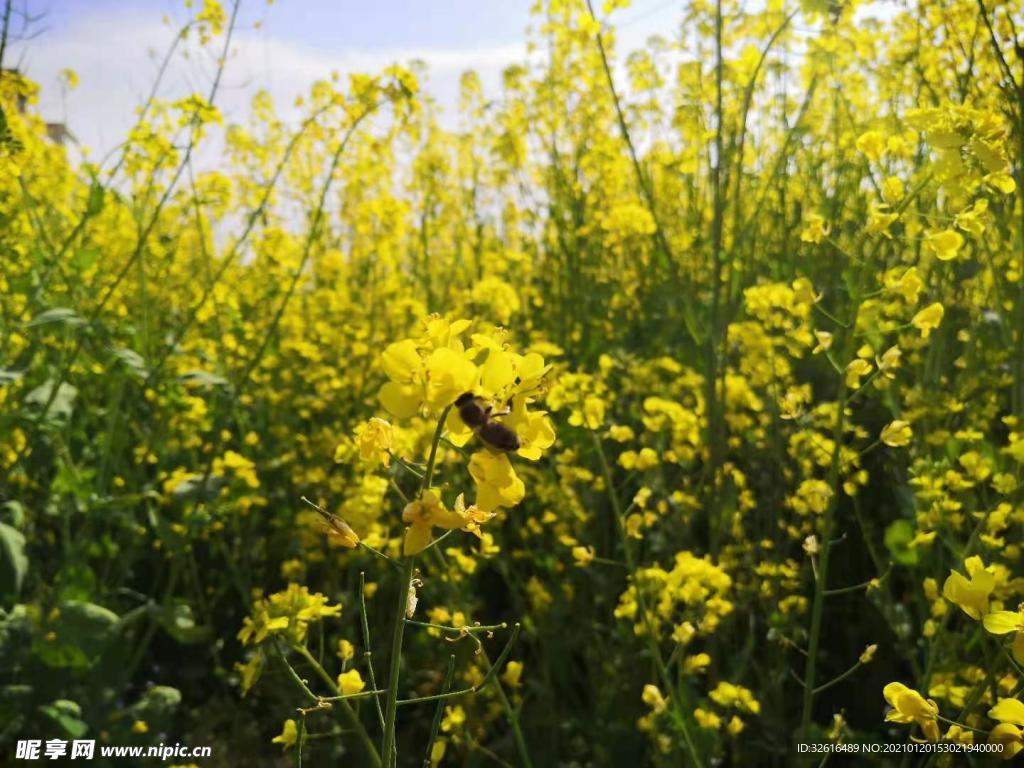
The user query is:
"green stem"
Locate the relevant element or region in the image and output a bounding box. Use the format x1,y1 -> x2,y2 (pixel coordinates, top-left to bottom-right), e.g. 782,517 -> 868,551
380,404 -> 453,766
592,432 -> 702,766
799,283 -> 863,745
422,655 -> 456,767
360,571 -> 387,732
381,556 -> 415,766
812,658 -> 865,695
482,648 -> 535,768
293,644 -> 382,768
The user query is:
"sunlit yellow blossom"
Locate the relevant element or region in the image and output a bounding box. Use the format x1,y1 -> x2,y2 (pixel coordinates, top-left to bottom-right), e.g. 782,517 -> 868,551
876,346 -> 901,377
401,490 -> 494,555
337,669 -> 366,696
642,684 -> 667,713
468,451 -> 525,512
354,417 -> 393,467
925,229 -> 964,261
237,585 -> 342,647
812,331 -> 833,354
845,359 -> 872,388
272,719 -> 298,751
338,639 -> 355,661
983,607 -> 1024,663
441,705 -> 466,733
502,661 -> 523,688
956,199 -> 988,236
887,267 -> 924,304
800,214 -> 829,244
943,557 -> 996,620
881,176 -> 904,203
883,682 -> 940,742
880,420 -> 912,447
911,303 -> 944,340
378,333 -> 478,418
572,545 -> 596,567
989,699 -> 1024,759
856,130 -> 885,161
694,707 -> 721,729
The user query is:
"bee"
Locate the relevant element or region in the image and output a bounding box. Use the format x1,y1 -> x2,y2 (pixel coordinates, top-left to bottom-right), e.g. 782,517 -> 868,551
454,392 -> 521,452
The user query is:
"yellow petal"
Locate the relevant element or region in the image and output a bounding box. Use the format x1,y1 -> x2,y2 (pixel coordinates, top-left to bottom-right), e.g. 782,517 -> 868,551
991,699 -> 1024,727
990,723 -> 1024,759
480,349 -> 516,395
425,347 -> 478,408
883,682 -> 910,707
379,382 -> 421,419
403,522 -> 433,556
984,611 -> 1024,635
337,669 -> 366,696
1014,634 -> 1024,666
381,339 -> 421,382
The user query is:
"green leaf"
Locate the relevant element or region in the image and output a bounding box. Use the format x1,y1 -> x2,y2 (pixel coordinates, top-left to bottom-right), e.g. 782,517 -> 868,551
109,346 -> 149,380
0,523 -> 28,597
73,247 -> 100,271
170,474 -> 228,503
157,601 -> 211,644
126,686 -> 181,733
26,308 -> 86,329
884,519 -> 919,566
179,369 -> 229,388
35,601 -> 119,669
86,183 -> 105,217
26,381 -> 78,423
38,700 -> 88,739
1,500 -> 25,528
54,563 -> 97,603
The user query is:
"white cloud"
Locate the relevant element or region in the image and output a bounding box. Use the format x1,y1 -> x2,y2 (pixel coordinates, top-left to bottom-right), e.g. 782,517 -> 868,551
12,8 -> 529,164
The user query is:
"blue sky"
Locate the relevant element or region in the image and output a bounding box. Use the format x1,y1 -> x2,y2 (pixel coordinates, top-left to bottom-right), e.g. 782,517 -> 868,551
34,0 -> 536,50
7,1 -> 681,159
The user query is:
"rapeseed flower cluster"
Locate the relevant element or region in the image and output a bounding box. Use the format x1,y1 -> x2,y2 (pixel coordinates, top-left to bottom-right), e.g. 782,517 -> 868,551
4,0 -> 1024,764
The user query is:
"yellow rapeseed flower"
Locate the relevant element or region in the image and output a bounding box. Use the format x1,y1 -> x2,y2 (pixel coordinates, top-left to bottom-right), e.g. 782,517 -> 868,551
942,556 -> 996,620
983,607 -> 1024,663
880,420 -> 912,447
911,303 -> 944,339
883,682 -> 940,742
272,719 -> 298,751
989,699 -> 1024,759
337,669 -> 366,696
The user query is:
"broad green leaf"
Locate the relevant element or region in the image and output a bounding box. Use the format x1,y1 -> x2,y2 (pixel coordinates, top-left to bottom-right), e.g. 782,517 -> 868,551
157,601 -> 211,644
25,381 -> 78,423
0,523 -> 28,597
109,346 -> 149,379
179,369 -> 229,388
35,601 -> 119,669
38,700 -> 88,739
26,308 -> 85,328
884,519 -> 919,566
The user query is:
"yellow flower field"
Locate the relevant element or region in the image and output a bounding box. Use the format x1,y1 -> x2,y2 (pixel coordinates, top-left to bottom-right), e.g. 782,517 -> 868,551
3,0 -> 1024,764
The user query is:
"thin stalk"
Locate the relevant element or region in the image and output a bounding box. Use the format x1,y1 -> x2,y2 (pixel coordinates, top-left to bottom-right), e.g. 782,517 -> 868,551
360,571 -> 387,732
799,295 -> 861,744
380,404 -> 453,765
292,644 -> 382,768
395,624 -> 520,706
481,647 -> 535,768
583,0 -> 690,324
0,0 -> 12,73
706,0 -> 726,557
422,656 -> 456,768
592,432 -> 702,766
